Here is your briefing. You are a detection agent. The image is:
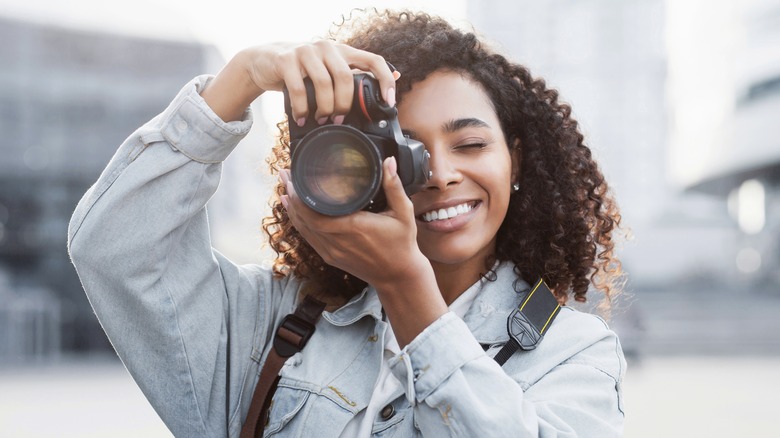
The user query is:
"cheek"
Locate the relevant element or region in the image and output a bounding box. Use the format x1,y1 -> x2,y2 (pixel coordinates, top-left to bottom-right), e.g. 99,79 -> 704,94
488,162 -> 514,213
492,185 -> 512,216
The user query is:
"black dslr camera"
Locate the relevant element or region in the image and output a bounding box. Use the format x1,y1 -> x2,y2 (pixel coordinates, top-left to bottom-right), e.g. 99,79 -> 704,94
283,74 -> 430,216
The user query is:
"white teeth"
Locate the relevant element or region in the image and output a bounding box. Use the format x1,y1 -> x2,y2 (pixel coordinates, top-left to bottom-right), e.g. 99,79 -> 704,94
421,202 -> 474,222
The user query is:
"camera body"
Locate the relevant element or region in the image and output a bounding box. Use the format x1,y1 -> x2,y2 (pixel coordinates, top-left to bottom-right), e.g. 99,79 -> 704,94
284,74 -> 430,216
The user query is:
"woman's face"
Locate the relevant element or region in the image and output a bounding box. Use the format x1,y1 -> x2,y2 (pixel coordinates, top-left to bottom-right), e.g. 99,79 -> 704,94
399,70 -> 516,277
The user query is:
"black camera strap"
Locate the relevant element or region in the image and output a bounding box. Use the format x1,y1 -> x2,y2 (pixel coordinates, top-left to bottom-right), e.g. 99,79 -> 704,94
493,278 -> 561,366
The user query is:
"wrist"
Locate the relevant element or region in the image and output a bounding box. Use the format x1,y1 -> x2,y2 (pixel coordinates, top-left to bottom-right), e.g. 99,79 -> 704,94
375,255 -> 448,348
372,251 -> 435,297
200,51 -> 264,122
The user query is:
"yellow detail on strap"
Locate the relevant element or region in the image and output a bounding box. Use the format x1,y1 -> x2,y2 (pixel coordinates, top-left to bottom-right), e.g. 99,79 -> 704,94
519,278 -> 544,312
540,304 -> 560,334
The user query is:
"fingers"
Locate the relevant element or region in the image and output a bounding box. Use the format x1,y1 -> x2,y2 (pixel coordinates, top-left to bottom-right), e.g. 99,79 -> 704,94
300,41 -> 353,124
380,157 -> 415,221
279,169 -> 303,222
277,56 -> 308,126
282,41 -> 398,124
279,170 -> 320,247
282,157 -> 413,228
338,44 -> 397,107
279,169 -> 332,233
280,164 -> 418,283
280,169 -> 351,266
318,41 -> 354,122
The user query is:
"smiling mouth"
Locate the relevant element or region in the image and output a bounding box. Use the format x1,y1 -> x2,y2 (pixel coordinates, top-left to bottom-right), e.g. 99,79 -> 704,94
419,201 -> 478,223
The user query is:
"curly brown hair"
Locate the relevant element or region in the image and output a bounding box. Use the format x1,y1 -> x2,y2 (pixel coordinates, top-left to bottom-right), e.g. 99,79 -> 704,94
262,9 -> 624,311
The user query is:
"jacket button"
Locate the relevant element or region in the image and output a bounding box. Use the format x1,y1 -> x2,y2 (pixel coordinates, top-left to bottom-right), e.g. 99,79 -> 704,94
380,404 -> 395,420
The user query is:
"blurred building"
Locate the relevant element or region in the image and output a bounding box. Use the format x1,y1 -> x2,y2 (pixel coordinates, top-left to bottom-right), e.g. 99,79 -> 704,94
467,0 -> 742,290
684,0 -> 780,291
0,15 -> 223,361
467,0 -> 780,355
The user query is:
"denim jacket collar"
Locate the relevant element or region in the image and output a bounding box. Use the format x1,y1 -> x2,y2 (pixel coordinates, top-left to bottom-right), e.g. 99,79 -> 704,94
462,261 -> 532,344
322,286 -> 384,326
322,261 -> 531,344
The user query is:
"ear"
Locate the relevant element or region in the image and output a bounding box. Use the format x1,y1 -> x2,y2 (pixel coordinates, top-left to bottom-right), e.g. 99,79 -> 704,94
510,138 -> 521,184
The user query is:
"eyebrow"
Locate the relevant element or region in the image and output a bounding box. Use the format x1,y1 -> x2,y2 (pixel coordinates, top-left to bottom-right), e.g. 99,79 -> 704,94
402,117 -> 491,139
443,117 -> 491,133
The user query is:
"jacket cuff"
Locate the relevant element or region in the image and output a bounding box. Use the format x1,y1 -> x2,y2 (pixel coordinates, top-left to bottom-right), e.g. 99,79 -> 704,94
389,312 -> 485,403
159,75 -> 253,163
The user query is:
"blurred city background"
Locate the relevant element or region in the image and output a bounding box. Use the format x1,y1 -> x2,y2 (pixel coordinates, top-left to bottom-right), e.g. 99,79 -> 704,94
0,0 -> 778,436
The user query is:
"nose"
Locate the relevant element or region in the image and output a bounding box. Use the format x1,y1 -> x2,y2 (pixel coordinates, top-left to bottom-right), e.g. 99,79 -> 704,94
424,149 -> 462,191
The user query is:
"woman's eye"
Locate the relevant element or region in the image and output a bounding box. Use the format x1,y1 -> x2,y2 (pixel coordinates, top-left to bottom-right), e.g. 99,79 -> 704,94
456,142 -> 487,150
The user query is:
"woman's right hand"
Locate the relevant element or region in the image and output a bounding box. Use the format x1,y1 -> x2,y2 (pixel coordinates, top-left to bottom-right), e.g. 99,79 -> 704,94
200,41 -> 398,123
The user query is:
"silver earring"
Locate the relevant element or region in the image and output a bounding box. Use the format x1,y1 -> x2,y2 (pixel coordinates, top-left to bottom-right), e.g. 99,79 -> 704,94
512,183 -> 520,192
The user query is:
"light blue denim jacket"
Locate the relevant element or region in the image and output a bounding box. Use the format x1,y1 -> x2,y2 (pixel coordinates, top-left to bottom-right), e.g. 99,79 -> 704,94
68,76 -> 626,437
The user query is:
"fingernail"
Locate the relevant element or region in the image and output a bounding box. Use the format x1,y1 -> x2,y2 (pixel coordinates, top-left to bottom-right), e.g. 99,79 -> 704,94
386,87 -> 396,107
386,156 -> 397,176
296,118 -> 306,127
332,115 -> 345,125
280,195 -> 289,209
317,116 -> 328,125
280,169 -> 290,185
392,71 -> 401,81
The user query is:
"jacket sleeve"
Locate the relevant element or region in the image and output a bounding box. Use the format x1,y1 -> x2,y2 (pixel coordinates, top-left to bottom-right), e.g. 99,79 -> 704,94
389,311 -> 625,437
67,75 -> 285,437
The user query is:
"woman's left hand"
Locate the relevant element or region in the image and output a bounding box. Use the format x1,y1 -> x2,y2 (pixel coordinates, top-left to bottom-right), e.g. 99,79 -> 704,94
282,156 -> 420,289
281,157 -> 448,346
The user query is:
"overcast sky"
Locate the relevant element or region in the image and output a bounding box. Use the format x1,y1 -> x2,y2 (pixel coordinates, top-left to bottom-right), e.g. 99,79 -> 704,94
0,0 -> 467,57
1,0 -> 763,188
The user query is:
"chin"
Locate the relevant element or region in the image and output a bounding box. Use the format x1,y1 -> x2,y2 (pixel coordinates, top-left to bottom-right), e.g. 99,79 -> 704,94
420,244 -> 492,268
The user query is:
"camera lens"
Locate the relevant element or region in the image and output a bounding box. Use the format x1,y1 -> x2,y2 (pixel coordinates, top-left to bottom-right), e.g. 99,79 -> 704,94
291,125 -> 382,216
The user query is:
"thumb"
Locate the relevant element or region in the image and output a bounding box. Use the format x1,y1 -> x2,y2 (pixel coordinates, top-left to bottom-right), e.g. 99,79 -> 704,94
381,156 -> 413,218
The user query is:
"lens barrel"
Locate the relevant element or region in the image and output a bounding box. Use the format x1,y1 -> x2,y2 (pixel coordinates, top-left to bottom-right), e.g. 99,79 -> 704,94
290,125 -> 383,216
284,74 -> 430,216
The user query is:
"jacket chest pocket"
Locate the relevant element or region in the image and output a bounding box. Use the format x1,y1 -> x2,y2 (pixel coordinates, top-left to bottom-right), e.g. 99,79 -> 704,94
262,382 -> 358,438
373,403 -> 411,437
263,386 -> 310,437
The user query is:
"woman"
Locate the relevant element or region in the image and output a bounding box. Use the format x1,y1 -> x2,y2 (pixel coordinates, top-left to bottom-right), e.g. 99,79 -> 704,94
69,9 -> 625,437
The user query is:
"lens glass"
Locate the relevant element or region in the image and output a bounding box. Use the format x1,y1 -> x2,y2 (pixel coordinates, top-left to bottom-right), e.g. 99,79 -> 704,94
307,143 -> 372,205
292,126 -> 382,215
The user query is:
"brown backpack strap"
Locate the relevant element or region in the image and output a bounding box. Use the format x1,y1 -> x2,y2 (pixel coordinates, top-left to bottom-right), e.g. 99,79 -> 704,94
240,295 -> 326,438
